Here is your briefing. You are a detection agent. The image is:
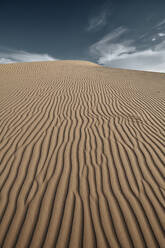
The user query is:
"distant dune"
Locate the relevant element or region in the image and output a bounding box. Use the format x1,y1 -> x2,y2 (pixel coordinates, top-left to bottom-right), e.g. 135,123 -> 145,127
0,60 -> 164,248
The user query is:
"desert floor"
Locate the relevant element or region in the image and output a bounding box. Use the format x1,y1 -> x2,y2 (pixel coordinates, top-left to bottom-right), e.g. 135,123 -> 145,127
0,61 -> 164,248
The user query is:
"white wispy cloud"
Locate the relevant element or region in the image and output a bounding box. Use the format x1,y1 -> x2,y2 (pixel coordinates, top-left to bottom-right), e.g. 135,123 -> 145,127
87,12 -> 107,31
90,27 -> 129,54
90,27 -> 165,73
158,33 -> 165,37
155,18 -> 165,28
0,58 -> 14,63
86,7 -> 110,32
0,49 -> 57,64
151,33 -> 165,42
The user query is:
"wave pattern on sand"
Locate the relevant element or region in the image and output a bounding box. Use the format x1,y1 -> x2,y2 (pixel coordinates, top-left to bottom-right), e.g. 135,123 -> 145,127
0,61 -> 165,248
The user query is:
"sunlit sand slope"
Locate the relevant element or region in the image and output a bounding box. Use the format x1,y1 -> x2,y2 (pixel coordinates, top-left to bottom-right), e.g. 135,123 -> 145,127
0,61 -> 165,248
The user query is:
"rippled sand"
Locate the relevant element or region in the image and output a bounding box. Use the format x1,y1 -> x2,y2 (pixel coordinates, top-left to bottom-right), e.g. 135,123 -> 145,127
0,61 -> 164,248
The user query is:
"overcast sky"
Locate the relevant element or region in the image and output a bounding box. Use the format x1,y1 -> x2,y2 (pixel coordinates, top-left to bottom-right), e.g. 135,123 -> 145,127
0,0 -> 165,72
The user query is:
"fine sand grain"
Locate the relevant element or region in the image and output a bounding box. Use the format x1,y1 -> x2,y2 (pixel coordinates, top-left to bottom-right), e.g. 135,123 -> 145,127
0,60 -> 165,248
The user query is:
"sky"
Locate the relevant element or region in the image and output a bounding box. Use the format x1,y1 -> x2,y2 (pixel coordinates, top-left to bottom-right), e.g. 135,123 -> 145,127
0,0 -> 165,72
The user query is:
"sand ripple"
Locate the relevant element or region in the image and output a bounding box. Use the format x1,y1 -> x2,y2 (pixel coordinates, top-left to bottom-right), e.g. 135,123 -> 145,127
0,61 -> 165,248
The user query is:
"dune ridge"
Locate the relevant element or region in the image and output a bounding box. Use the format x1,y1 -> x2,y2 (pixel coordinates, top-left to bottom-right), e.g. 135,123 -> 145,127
0,61 -> 165,248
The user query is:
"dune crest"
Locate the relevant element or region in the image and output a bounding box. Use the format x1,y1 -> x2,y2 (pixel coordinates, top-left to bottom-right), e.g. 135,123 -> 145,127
0,61 -> 165,248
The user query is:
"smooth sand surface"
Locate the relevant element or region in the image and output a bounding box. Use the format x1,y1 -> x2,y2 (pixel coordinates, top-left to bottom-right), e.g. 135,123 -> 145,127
0,60 -> 164,248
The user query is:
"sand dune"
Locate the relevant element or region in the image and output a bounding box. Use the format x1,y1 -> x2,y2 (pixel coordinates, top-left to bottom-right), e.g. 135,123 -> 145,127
0,60 -> 164,248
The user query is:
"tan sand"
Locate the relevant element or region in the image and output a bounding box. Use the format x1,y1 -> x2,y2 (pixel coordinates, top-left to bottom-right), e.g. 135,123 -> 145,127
0,60 -> 164,248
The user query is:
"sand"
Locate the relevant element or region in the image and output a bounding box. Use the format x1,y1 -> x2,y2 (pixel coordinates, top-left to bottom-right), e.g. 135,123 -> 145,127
0,60 -> 164,248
